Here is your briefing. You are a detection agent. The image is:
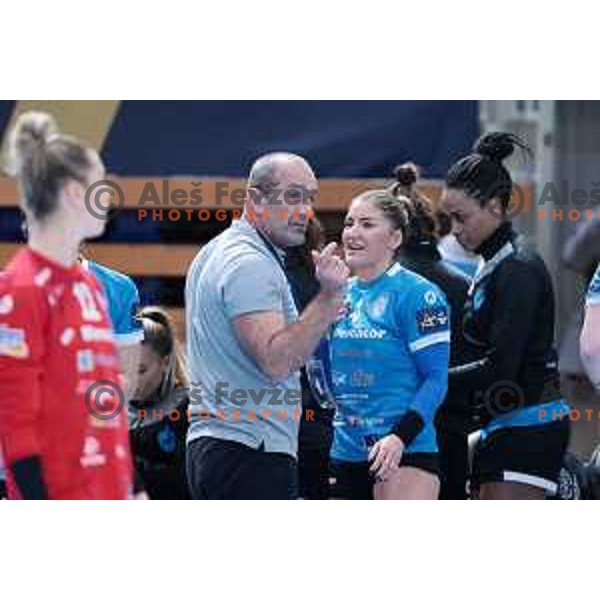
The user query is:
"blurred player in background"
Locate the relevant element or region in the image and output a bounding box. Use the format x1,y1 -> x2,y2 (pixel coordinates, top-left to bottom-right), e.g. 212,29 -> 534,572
0,111 -> 132,499
391,163 -> 472,499
329,189 -> 450,500
284,218 -> 335,499
81,256 -> 143,400
444,132 -> 570,499
129,307 -> 190,499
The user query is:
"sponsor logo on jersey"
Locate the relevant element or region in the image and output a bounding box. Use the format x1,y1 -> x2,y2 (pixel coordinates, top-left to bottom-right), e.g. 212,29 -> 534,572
0,325 -> 29,358
350,369 -> 375,388
0,295 -> 14,315
34,267 -> 52,287
424,290 -> 438,305
368,292 -> 391,319
60,327 -> 76,347
77,349 -> 95,373
80,436 -> 107,468
340,415 -> 386,428
80,325 -> 114,343
47,285 -> 65,307
334,327 -> 387,340
416,307 -> 449,335
332,370 -> 348,387
93,353 -> 120,369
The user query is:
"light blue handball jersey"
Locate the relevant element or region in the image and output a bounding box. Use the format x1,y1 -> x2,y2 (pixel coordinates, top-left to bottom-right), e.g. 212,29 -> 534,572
330,262 -> 450,462
86,260 -> 144,346
586,263 -> 600,307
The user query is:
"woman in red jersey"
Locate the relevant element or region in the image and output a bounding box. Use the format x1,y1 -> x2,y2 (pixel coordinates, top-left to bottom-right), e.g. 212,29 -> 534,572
0,111 -> 133,499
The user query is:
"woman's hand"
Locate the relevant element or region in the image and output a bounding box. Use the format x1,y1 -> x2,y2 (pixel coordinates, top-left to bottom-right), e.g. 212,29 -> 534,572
369,434 -> 405,480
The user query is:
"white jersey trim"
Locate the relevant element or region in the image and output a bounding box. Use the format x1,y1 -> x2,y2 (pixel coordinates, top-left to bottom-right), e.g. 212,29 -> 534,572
409,331 -> 451,353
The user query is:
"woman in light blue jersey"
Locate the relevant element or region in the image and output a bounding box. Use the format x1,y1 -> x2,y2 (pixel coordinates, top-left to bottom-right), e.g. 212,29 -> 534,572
329,189 -> 450,500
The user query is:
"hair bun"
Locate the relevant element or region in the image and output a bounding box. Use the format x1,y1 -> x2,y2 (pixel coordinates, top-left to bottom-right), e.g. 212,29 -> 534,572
474,132 -> 521,163
139,306 -> 172,328
6,111 -> 58,176
139,306 -> 176,340
393,162 -> 419,188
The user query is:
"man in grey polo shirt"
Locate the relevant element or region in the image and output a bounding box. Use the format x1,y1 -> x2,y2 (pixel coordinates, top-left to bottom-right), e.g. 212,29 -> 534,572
185,153 -> 348,499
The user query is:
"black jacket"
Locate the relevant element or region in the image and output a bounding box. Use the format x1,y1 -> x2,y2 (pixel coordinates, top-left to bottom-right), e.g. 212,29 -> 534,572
284,246 -> 334,421
449,222 -> 561,422
129,386 -> 190,499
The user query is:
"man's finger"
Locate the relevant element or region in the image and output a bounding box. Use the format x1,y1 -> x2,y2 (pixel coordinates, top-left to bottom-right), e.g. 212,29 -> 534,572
368,441 -> 380,462
318,242 -> 338,260
385,453 -> 397,475
370,449 -> 384,474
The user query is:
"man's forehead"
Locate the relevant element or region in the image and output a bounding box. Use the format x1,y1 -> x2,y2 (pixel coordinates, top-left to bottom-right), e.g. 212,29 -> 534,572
286,180 -> 318,194
278,169 -> 317,193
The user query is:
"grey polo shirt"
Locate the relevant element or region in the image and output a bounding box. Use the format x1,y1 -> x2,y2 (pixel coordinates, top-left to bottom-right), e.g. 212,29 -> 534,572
185,218 -> 301,457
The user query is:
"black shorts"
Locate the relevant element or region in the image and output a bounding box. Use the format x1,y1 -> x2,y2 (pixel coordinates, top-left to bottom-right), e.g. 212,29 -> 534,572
472,419 -> 570,495
436,403 -> 470,500
330,453 -> 439,500
187,436 -> 298,500
298,418 -> 333,500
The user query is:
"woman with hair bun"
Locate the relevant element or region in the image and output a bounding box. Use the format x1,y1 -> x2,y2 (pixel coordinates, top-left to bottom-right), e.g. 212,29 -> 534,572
443,132 -> 570,499
0,111 -> 132,499
129,306 -> 190,499
391,163 -> 473,499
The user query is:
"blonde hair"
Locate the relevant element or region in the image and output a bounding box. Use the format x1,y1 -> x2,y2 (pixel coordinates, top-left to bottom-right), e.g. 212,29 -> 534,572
5,111 -> 95,221
138,306 -> 189,395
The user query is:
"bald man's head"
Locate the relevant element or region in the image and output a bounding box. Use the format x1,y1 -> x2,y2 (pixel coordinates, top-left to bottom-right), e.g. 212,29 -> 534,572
245,152 -> 318,248
248,152 -> 315,194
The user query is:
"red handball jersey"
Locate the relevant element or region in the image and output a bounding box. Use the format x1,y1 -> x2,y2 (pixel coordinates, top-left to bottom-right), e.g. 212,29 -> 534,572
0,248 -> 133,499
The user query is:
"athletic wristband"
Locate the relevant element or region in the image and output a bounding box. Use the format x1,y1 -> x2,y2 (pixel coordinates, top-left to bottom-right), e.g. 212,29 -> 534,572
391,410 -> 425,447
11,455 -> 49,500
